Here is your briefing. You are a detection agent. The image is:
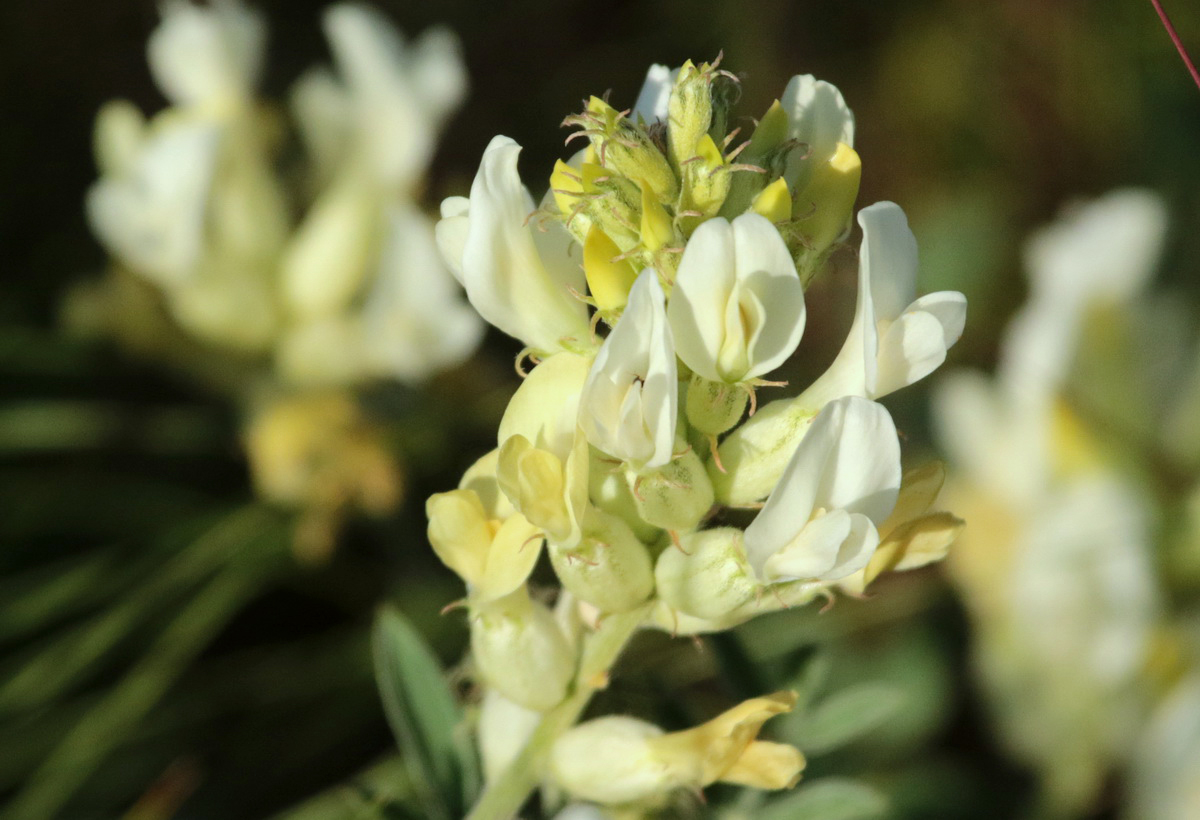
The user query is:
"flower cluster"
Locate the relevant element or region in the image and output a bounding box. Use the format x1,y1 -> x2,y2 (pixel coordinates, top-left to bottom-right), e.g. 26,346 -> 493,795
429,58 -> 967,811
934,190 -> 1172,813
77,1 -> 485,555
81,0 -> 481,386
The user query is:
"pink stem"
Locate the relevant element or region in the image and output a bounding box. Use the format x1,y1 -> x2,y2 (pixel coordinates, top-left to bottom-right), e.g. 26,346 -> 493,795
1150,0 -> 1200,91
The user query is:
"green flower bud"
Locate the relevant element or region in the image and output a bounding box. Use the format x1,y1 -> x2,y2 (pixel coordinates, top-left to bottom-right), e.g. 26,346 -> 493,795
655,527 -> 758,620
579,96 -> 677,205
589,452 -> 662,543
632,448 -> 714,532
686,373 -> 749,436
711,397 -> 818,507
550,509 -> 654,613
471,590 -> 575,711
667,61 -> 713,171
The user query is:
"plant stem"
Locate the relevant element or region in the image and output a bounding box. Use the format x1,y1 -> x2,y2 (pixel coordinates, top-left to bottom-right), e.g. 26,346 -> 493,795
464,604 -> 651,820
1149,0 -> 1200,91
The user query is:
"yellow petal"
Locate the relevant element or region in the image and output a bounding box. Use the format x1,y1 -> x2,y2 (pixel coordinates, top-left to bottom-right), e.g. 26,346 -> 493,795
793,141 -> 861,250
640,181 -> 674,252
426,489 -> 492,586
477,513 -> 544,603
720,741 -> 805,790
584,224 -> 639,312
649,691 -> 798,786
879,461 -> 946,536
748,99 -> 788,156
751,178 -> 793,224
863,511 -> 964,588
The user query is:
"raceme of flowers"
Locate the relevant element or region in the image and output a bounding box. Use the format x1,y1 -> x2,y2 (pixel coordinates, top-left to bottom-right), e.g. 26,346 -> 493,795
429,58 -> 967,810
84,0 -> 482,387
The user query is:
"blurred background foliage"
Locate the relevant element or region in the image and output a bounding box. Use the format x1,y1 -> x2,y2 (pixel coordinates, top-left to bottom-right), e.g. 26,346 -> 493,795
1,0 -> 1197,817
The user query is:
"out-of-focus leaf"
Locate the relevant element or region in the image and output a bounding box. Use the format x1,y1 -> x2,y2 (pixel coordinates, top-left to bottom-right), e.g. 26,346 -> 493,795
0,508 -> 267,714
270,756 -> 414,820
4,509 -> 287,820
372,605 -> 479,820
756,778 -> 888,820
793,683 -> 906,754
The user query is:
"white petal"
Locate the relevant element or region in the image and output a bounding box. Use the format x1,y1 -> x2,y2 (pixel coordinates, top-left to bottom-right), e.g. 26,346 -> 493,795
763,509 -> 880,582
874,310 -> 948,397
732,213 -> 806,380
148,0 -> 265,108
780,75 -> 855,194
763,508 -> 851,581
667,217 -> 737,382
580,270 -> 677,469
801,201 -> 915,399
1024,188 -> 1166,305
457,136 -> 589,352
407,27 -> 468,125
435,195 -> 471,283
290,67 -> 352,186
361,204 -> 483,382
744,396 -> 900,579
632,64 -> 676,124
859,201 -> 917,324
86,121 -> 219,287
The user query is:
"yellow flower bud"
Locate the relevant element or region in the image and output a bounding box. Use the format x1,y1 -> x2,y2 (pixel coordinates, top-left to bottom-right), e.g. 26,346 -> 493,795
793,141 -> 861,266
639,181 -> 674,252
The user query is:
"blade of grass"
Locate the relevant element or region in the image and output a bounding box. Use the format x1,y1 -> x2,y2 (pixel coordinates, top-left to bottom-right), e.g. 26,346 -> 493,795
2,514 -> 288,820
0,506 -> 269,713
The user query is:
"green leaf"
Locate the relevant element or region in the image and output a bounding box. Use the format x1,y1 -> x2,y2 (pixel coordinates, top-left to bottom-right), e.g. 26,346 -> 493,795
757,778 -> 888,820
372,606 -> 479,820
794,683 -> 905,754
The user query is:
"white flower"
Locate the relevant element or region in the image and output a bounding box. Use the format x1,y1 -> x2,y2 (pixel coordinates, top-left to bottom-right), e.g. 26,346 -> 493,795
632,64 -> 676,124
86,118 -> 220,287
667,213 -> 806,384
304,3 -> 466,190
360,204 -> 483,381
579,270 -> 677,470
712,201 -> 964,507
804,200 -> 967,402
436,136 -> 590,354
148,0 -> 265,111
743,396 -> 900,582
999,189 -> 1166,400
1128,676 -> 1200,820
779,74 -> 855,198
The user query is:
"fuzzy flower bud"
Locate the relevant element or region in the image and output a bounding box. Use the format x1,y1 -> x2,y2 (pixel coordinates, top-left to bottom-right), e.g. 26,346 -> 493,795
471,591 -> 574,711
549,509 -> 654,613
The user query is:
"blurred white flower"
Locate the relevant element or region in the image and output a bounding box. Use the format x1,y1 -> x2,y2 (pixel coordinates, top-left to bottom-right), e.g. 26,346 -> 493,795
148,0 -> 265,111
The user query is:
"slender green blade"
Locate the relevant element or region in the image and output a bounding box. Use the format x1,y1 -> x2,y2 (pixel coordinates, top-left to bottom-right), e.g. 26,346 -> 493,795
372,606 -> 478,820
